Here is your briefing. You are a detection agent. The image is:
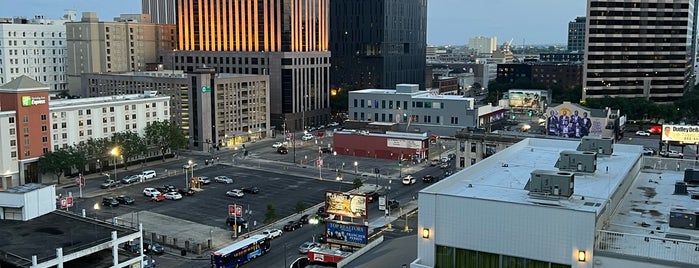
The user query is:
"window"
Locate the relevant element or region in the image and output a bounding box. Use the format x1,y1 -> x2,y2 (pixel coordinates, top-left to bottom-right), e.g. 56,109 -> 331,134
109,107 -> 114,112
450,117 -> 459,124
389,101 -> 393,109
41,125 -> 47,132
353,99 -> 357,107
86,109 -> 91,115
471,143 -> 477,153
61,133 -> 67,139
87,119 -> 92,125
10,140 -> 16,146
11,151 -> 17,158
9,128 -> 15,135
22,115 -> 28,123
382,100 -> 386,109
23,127 -> 28,134
79,130 -> 84,137
87,129 -> 92,135
79,120 -> 84,126
42,137 -> 48,142
24,138 -> 29,145
41,114 -> 47,120
61,122 -> 66,128
78,110 -> 83,115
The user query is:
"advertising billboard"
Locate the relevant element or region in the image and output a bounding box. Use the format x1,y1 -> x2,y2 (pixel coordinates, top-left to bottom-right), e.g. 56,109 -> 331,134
325,221 -> 368,247
324,191 -> 368,219
508,90 -> 546,110
662,125 -> 699,143
545,105 -> 604,138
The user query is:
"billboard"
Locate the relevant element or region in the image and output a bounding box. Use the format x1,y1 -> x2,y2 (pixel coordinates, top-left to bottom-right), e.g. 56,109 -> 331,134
324,191 -> 368,219
545,106 -> 604,138
508,90 -> 546,109
386,139 -> 422,149
325,221 -> 368,247
662,125 -> 699,142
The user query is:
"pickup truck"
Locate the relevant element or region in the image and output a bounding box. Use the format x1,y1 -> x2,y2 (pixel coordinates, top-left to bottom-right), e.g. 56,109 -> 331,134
659,150 -> 683,158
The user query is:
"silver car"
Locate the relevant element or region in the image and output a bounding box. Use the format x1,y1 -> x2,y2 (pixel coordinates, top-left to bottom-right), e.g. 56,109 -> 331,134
214,176 -> 234,184
298,242 -> 320,254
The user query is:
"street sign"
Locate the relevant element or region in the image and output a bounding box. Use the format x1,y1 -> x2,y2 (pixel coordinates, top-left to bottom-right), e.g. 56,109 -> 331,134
317,159 -> 323,167
229,204 -> 242,217
60,197 -> 74,209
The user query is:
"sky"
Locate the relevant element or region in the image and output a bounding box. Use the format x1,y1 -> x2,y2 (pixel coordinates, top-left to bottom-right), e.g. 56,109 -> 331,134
1,0 -> 587,46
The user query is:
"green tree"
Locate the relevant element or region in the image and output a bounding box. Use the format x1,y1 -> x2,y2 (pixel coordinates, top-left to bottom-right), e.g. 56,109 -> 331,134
144,120 -> 188,161
264,204 -> 277,224
330,84 -> 351,113
66,145 -> 87,174
295,201 -> 308,214
112,131 -> 147,169
353,178 -> 363,189
38,148 -> 71,184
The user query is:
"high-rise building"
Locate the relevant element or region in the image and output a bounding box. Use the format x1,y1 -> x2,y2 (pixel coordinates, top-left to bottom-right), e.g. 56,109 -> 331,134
468,36 -> 497,54
567,16 -> 586,52
65,12 -> 177,95
168,0 -> 331,132
142,0 -> 177,24
329,0 -> 427,92
0,11 -> 76,95
583,0 -> 699,102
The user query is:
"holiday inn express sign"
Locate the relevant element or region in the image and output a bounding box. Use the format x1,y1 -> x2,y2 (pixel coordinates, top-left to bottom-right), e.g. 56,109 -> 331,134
21,96 -> 46,107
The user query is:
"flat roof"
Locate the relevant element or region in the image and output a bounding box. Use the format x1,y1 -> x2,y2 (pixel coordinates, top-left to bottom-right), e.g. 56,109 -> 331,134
0,211 -> 137,265
351,89 -> 474,101
50,94 -> 169,108
423,138 -> 641,215
2,183 -> 48,194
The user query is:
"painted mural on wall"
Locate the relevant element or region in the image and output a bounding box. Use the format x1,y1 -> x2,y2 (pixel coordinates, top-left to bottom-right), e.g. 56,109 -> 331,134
545,104 -> 604,138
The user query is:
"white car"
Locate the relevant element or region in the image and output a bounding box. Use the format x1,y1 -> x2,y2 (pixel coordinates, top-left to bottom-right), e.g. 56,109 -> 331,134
196,176 -> 211,185
272,141 -> 287,148
214,176 -> 234,184
302,134 -> 314,141
226,189 -> 244,198
164,192 -> 183,200
143,188 -> 161,197
262,229 -> 283,239
141,170 -> 157,179
402,175 -> 416,185
183,162 -> 198,169
635,131 -> 651,136
298,242 -> 321,254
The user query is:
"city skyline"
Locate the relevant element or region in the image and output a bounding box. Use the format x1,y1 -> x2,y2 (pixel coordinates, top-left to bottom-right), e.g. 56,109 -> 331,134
3,0 -> 586,46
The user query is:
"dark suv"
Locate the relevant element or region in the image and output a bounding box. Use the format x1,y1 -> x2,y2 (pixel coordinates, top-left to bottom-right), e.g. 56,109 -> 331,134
283,220 -> 302,231
387,199 -> 400,209
299,214 -> 310,224
102,197 -> 119,207
277,146 -> 289,154
226,216 -> 248,227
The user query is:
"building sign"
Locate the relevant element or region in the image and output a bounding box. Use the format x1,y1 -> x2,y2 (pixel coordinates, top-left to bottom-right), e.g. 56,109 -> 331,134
324,191 -> 367,219
508,90 -> 546,110
325,221 -> 368,247
386,139 -> 422,149
662,125 -> 699,143
21,96 -> 46,107
201,86 -> 212,93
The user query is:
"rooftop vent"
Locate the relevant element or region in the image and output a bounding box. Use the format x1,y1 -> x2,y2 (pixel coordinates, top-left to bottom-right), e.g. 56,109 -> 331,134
577,136 -> 613,156
674,181 -> 688,195
684,169 -> 699,184
524,170 -> 574,198
554,150 -> 597,173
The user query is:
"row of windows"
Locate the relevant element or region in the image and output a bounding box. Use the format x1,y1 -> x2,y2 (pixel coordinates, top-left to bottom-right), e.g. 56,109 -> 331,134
6,31 -> 64,37
3,39 -> 64,46
351,112 -> 459,125
589,28 -> 687,35
590,11 -> 688,17
352,99 -> 448,110
589,19 -> 689,26
590,2 -> 689,9
435,245 -> 571,268
588,37 -> 687,43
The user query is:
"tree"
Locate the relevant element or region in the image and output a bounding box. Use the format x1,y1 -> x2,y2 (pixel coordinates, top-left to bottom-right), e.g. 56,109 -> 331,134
353,178 -> 363,189
264,204 -> 277,224
144,120 -> 188,161
295,201 -> 308,214
66,145 -> 87,174
38,148 -> 71,184
112,131 -> 147,169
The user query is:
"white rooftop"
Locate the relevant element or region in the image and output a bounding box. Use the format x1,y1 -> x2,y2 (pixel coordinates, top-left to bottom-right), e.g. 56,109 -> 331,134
50,94 -> 169,108
424,138 -> 639,215
352,88 -> 474,101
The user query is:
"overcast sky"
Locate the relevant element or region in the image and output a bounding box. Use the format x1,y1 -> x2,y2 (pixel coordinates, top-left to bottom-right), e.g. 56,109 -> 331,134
1,0 -> 586,46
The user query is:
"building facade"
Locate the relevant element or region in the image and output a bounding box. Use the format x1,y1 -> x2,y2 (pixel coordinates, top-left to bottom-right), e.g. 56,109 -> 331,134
468,36 -> 497,54
568,16 -> 586,52
82,70 -> 270,151
0,12 -> 76,94
329,0 -> 427,91
167,0 -> 330,132
142,0 -> 177,24
498,63 -> 583,90
583,0 -> 699,102
66,12 -> 177,95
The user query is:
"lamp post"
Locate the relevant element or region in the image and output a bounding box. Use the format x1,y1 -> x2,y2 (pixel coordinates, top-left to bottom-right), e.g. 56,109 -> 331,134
187,160 -> 193,189
110,147 -> 119,181
97,159 -> 102,174
354,161 -> 358,176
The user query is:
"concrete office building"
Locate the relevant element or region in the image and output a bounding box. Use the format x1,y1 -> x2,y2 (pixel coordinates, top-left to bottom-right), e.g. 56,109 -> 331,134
0,11 -> 77,94
329,0 -> 427,91
583,0 -> 699,102
66,12 -> 177,95
468,36 -> 497,54
568,16 -> 586,52
0,75 -> 172,188
413,137 -> 699,268
82,69 -> 270,151
348,84 -> 480,137
164,0 -> 329,132
142,0 -> 177,24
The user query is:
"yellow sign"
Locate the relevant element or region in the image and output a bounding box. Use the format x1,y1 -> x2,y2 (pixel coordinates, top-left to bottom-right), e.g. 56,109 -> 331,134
662,125 -> 699,143
324,191 -> 367,219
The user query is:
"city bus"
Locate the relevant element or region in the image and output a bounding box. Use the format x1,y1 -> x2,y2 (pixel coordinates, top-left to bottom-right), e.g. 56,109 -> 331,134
211,234 -> 270,268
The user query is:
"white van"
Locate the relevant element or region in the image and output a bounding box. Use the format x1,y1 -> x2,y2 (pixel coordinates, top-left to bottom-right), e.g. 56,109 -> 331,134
142,170 -> 157,180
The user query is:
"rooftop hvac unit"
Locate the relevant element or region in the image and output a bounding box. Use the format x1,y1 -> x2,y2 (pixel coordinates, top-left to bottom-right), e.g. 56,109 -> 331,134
554,150 -> 597,173
674,181 -> 688,195
576,136 -> 613,156
524,170 -> 575,198
683,169 -> 699,184
669,208 -> 698,230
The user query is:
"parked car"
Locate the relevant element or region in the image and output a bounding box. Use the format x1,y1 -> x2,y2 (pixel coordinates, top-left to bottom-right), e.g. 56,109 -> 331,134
226,189 -> 244,198
302,134 -> 314,141
316,206 -> 329,218
277,146 -> 289,154
102,197 -> 120,207
298,242 -> 320,254
299,214 -> 310,224
121,175 -> 141,184
214,176 -> 234,184
143,255 -> 156,268
283,220 -> 303,231
183,162 -> 198,169
226,216 -> 248,227
123,241 -> 140,253
402,174 -> 416,185
320,147 -> 332,154
195,176 -> 211,185
100,179 -> 119,189
422,175 -> 438,183
272,141 -> 288,148
660,150 -> 684,158
440,157 -> 450,163
636,130 -> 651,136
365,191 -> 380,203
141,170 -> 157,179
164,192 -> 183,200
143,187 -> 161,197
386,199 -> 400,209
642,147 -> 656,156
178,188 -> 195,196
115,195 -> 135,205
160,184 -> 179,193
241,186 -> 259,194
430,159 -> 440,166
150,193 -> 165,202
142,241 -> 164,255
262,229 -> 283,239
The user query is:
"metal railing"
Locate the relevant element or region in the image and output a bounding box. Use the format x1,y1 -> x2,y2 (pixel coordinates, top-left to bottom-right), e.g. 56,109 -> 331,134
596,228 -> 699,264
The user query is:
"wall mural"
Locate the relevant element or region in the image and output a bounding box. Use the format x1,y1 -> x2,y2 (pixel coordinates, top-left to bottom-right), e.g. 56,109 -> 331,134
545,106 -> 604,138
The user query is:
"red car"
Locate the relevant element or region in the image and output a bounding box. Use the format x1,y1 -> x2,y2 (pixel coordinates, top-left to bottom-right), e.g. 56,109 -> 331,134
150,193 -> 165,202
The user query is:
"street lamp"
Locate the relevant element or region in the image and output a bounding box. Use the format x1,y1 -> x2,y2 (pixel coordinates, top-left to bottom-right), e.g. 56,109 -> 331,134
354,161 -> 358,176
110,147 -> 119,181
187,160 -> 193,189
